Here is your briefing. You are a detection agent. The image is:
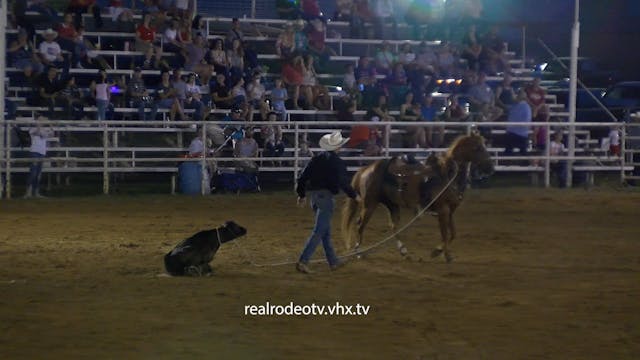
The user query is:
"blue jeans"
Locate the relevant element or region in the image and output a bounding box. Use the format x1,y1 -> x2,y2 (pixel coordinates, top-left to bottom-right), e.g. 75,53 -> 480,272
96,99 -> 109,121
27,152 -> 44,195
299,190 -> 339,266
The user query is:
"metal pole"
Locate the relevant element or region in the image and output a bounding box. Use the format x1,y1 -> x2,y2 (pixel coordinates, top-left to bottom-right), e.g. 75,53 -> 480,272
521,25 -> 526,70
251,0 -> 256,18
0,0 -> 7,199
103,125 -> 109,194
566,0 -> 580,188
293,122 -> 299,189
201,123 -> 207,196
544,123 -> 551,187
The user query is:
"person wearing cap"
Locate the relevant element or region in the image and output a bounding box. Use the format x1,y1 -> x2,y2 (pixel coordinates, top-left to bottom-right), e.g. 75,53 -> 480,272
127,67 -> 151,120
295,131 -> 358,273
38,29 -> 66,69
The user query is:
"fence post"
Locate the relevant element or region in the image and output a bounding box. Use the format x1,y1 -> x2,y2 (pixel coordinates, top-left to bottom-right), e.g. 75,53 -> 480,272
102,123 -> 109,194
544,123 -> 550,187
384,122 -> 390,157
293,121 -> 299,189
251,0 -> 256,18
521,25 -> 526,69
621,123 -> 626,184
201,122 -> 207,196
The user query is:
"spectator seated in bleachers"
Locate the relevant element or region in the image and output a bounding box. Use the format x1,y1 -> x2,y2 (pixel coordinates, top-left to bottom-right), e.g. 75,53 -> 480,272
261,112 -> 286,161
333,0 -> 353,22
350,0 -> 374,39
269,78 -> 289,120
135,13 -> 158,53
107,0 -> 134,23
277,0 -> 301,20
374,41 -> 396,76
66,0 -> 103,30
135,45 -> 170,71
480,25 -> 508,76
225,18 -> 244,50
182,34 -> 213,86
38,28 -> 69,73
127,67 -> 153,120
385,62 -> 408,107
460,24 -> 482,72
59,76 -> 85,120
276,22 -> 296,60
222,107 -> 247,142
247,72 -> 269,122
8,28 -> 44,75
173,69 -> 204,121
399,92 -> 427,148
300,0 -> 323,21
306,18 -> 336,69
150,70 -> 180,121
282,55 -> 304,109
211,73 -> 234,109
163,18 -> 186,59
437,42 -> 457,78
208,39 -> 229,77
38,66 -> 65,119
74,25 -> 112,70
234,128 -> 259,174
441,94 -> 469,122
372,0 -> 397,40
467,72 -> 502,122
494,73 -> 517,113
226,38 -> 245,86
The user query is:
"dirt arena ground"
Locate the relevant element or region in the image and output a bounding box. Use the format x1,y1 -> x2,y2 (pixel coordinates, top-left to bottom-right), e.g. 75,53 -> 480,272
1,187 -> 639,359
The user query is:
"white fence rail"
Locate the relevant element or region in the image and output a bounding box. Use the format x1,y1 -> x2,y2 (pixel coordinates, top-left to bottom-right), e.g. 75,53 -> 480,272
1,120 -> 638,198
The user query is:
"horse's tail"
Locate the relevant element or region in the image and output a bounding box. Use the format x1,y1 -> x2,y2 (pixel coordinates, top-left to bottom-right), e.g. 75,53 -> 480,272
341,171 -> 362,250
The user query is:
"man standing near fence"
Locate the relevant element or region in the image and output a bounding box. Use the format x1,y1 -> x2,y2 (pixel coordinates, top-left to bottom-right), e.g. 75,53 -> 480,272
25,117 -> 54,198
295,131 -> 358,274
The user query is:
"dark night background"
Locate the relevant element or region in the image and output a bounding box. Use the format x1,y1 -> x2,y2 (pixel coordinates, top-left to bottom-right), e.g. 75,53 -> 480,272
477,0 -> 640,81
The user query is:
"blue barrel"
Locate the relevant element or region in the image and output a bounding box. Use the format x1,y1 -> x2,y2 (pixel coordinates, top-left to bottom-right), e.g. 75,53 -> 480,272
178,162 -> 210,195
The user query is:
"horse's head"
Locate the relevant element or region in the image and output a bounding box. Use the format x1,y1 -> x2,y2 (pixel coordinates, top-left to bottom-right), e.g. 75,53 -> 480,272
450,133 -> 494,177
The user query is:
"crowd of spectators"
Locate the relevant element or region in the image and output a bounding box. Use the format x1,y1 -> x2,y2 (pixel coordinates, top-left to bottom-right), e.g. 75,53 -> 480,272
5,0 -> 560,169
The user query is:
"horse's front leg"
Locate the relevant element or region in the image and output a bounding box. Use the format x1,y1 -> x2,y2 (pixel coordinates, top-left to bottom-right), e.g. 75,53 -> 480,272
431,207 -> 450,260
382,201 -> 407,256
445,211 -> 456,263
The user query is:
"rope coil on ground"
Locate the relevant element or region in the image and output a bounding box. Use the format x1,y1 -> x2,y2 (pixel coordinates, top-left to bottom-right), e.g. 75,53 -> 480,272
230,164 -> 460,268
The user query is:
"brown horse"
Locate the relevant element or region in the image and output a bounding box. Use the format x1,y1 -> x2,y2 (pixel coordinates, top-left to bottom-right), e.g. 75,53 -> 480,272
341,133 -> 494,262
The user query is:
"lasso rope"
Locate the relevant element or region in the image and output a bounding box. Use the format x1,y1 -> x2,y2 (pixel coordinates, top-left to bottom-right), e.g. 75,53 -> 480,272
229,163 -> 460,268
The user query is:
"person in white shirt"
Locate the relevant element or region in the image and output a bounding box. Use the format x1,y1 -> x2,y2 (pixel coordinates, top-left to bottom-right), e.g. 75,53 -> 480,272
38,29 -> 65,69
372,0 -> 397,39
25,118 -> 54,198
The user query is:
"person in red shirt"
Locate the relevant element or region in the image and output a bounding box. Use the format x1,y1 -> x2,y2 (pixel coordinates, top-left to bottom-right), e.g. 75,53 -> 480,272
66,0 -> 103,29
135,14 -> 157,53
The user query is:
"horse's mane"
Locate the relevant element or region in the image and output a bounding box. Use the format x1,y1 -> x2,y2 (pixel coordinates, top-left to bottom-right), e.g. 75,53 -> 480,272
445,134 -> 481,158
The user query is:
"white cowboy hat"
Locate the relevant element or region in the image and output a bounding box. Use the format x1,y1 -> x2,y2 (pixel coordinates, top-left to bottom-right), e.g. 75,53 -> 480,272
43,28 -> 58,39
319,131 -> 349,151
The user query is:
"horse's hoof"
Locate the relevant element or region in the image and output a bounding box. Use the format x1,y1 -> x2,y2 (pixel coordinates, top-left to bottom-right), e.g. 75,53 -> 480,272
445,253 -> 454,263
399,247 -> 408,256
431,248 -> 443,258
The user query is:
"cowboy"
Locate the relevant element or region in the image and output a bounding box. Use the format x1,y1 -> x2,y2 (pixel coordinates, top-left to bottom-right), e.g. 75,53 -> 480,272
295,131 -> 358,274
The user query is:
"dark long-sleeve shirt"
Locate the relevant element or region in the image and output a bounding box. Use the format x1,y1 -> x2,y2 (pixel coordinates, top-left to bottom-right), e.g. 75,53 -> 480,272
296,151 -> 357,199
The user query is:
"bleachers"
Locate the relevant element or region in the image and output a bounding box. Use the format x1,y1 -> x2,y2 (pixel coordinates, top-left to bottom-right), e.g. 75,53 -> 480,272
3,5 -> 635,197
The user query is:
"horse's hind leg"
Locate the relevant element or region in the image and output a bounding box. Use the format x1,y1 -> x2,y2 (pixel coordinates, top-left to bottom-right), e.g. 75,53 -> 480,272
384,202 -> 408,256
446,212 -> 456,263
356,204 -> 377,251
